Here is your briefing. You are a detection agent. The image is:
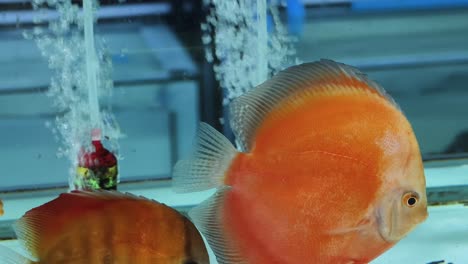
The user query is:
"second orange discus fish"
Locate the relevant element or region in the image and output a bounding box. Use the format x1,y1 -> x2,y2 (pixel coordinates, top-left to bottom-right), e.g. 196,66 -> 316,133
0,191 -> 209,264
174,60 -> 428,263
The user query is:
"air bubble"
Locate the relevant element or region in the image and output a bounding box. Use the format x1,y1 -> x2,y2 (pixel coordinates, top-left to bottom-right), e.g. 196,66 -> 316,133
203,0 -> 297,103
29,0 -> 121,189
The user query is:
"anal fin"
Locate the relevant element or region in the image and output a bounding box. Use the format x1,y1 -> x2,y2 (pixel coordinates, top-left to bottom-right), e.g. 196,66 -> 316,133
189,187 -> 247,264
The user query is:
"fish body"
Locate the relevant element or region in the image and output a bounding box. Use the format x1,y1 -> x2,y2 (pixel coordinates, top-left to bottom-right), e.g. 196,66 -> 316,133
174,60 -> 428,263
0,199 -> 3,216
0,191 -> 209,264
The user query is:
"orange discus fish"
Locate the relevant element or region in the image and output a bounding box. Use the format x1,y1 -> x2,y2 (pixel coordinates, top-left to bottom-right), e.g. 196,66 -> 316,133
173,60 -> 428,263
0,191 -> 209,264
0,199 -> 3,216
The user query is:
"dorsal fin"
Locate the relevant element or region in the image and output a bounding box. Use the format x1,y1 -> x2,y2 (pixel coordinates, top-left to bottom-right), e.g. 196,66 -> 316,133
229,59 -> 398,152
172,122 -> 238,193
13,190 -> 162,259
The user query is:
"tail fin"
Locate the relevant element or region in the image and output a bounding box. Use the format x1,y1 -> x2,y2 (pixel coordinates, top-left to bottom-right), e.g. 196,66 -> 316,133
0,245 -> 34,264
172,122 -> 238,193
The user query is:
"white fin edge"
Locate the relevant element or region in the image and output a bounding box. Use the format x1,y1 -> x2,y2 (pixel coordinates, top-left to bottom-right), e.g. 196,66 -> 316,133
0,245 -> 33,264
189,187 -> 248,264
172,123 -> 238,193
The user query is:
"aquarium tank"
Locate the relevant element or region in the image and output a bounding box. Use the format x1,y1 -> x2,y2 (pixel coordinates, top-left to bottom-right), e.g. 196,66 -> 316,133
0,0 -> 467,263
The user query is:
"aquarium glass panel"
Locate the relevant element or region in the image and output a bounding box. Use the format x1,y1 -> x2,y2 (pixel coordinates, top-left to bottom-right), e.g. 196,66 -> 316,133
296,1 -> 468,161
0,0 -> 216,190
0,1 -> 467,264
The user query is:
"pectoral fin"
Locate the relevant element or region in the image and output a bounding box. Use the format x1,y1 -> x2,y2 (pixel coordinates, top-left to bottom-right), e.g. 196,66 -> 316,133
327,218 -> 372,235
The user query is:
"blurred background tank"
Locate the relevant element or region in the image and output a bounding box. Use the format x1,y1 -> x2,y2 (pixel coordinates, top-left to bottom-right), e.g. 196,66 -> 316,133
0,0 -> 467,263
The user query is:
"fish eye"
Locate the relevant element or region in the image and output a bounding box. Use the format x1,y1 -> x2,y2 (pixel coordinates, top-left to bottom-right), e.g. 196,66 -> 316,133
402,192 -> 419,208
